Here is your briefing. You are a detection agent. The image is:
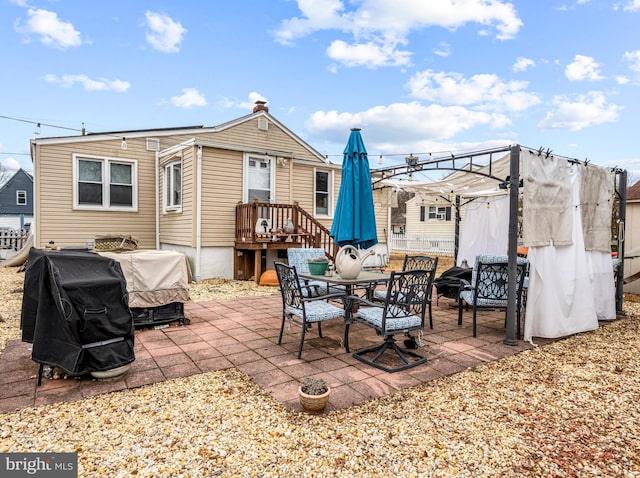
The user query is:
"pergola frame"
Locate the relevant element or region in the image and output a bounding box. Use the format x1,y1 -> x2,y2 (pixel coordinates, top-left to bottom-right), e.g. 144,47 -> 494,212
371,144 -> 627,345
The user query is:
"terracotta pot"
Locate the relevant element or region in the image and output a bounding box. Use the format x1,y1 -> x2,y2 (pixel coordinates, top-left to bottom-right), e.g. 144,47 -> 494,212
298,385 -> 331,414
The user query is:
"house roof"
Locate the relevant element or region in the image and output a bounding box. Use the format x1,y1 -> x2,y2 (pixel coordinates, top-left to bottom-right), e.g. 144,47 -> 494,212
0,168 -> 33,192
627,180 -> 640,201
30,110 -> 330,165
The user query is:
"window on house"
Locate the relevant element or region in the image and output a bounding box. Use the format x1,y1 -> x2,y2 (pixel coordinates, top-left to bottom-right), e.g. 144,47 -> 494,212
246,155 -> 272,203
16,190 -> 27,206
420,205 -> 451,221
428,206 -> 451,221
164,161 -> 182,210
315,170 -> 331,216
74,155 -> 136,211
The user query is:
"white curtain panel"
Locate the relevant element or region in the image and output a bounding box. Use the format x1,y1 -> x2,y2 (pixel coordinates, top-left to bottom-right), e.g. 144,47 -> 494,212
457,194 -> 509,267
524,164 -> 614,342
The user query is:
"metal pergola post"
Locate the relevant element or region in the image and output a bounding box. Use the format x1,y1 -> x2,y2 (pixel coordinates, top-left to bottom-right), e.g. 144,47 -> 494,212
454,194 -> 461,265
616,170 -> 627,313
504,144 -> 520,346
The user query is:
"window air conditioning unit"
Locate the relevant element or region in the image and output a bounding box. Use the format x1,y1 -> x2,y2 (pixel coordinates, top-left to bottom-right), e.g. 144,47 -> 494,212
436,213 -> 445,220
146,138 -> 160,152
257,118 -> 268,131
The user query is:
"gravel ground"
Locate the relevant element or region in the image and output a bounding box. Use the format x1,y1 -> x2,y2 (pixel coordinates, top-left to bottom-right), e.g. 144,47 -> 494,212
1,263 -> 640,477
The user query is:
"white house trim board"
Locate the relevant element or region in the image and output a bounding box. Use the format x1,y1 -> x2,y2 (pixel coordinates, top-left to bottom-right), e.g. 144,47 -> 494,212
196,145 -> 203,281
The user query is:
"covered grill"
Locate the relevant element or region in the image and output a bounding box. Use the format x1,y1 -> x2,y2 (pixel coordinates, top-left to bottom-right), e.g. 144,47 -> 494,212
433,266 -> 473,303
21,248 -> 135,381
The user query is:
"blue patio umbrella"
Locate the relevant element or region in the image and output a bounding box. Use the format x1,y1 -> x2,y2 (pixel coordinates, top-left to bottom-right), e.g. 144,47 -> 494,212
330,128 -> 378,249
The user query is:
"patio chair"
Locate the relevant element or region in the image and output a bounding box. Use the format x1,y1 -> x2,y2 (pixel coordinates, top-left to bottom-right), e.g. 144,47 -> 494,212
373,255 -> 438,329
344,268 -> 435,373
457,254 -> 528,338
287,247 -> 343,296
274,262 -> 346,359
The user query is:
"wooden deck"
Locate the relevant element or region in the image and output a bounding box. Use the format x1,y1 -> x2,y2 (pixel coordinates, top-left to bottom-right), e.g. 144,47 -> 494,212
234,201 -> 337,282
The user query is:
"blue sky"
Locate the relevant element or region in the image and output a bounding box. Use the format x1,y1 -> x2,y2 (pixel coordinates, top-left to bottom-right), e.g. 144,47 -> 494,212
1,0 -> 639,180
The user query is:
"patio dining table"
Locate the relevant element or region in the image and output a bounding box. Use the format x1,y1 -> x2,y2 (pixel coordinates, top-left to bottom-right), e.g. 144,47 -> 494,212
298,270 -> 390,302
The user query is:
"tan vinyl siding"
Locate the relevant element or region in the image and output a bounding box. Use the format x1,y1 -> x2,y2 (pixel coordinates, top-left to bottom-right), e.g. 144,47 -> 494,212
159,148 -> 195,247
199,147 -> 244,247
199,119 -> 322,162
373,188 -> 389,242
34,139 -> 156,249
291,163 -> 317,215
275,161 -> 292,204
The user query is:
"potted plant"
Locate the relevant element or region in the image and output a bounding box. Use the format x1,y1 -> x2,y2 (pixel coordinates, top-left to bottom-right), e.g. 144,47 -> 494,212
307,256 -> 329,275
298,377 -> 331,414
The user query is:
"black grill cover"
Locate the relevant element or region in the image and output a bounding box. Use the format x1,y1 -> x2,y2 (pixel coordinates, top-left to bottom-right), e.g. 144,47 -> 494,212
433,266 -> 473,300
20,248 -> 135,376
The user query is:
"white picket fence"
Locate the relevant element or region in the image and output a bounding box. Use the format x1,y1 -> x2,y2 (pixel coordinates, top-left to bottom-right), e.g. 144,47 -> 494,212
389,233 -> 455,256
0,228 -> 29,258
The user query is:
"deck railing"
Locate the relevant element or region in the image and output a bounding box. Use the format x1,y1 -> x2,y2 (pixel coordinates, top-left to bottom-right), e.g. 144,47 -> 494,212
235,201 -> 338,260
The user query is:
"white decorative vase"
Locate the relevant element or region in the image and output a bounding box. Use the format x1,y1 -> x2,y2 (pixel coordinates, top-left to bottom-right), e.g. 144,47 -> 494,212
284,218 -> 295,234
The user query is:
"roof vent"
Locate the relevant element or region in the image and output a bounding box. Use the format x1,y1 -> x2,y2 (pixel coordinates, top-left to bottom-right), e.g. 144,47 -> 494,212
146,138 -> 160,152
257,117 -> 269,131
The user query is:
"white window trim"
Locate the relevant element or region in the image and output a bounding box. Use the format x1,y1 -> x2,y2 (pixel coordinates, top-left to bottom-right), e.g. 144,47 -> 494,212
72,153 -> 138,212
428,205 -> 450,221
313,168 -> 333,217
16,190 -> 27,206
242,153 -> 275,203
163,160 -> 183,213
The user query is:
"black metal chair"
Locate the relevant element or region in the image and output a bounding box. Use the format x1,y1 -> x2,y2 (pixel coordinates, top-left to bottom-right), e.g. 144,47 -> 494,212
344,269 -> 436,373
274,262 -> 346,359
458,255 -> 528,338
374,255 -> 438,329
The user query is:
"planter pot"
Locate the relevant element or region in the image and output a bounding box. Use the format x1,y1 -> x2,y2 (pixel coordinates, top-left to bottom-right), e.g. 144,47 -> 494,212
298,385 -> 331,414
308,261 -> 329,276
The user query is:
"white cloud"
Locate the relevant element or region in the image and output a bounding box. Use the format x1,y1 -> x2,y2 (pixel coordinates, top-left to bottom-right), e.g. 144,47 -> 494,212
1,157 -> 21,172
144,11 -> 186,53
512,56 -> 535,72
407,70 -> 540,112
617,75 -> 630,84
170,88 -> 207,108
218,92 -> 268,111
274,0 -> 522,68
326,39 -> 411,68
306,102 -> 506,144
537,91 -> 620,131
16,8 -> 82,49
433,42 -> 451,58
44,74 -> 130,92
623,0 -> 640,12
623,50 -> 640,73
565,54 -> 604,81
